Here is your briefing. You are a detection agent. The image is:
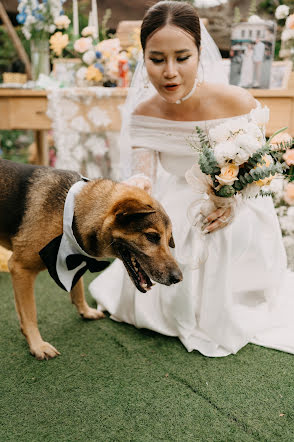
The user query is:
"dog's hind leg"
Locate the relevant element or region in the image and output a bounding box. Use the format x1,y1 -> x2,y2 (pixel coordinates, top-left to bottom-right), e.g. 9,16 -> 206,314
9,257 -> 60,360
70,278 -> 105,319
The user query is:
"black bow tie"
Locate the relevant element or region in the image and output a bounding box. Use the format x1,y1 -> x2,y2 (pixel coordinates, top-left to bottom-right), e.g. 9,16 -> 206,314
39,235 -> 110,292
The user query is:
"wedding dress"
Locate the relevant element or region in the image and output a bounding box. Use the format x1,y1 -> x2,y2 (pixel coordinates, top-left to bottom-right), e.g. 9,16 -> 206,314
89,112 -> 294,358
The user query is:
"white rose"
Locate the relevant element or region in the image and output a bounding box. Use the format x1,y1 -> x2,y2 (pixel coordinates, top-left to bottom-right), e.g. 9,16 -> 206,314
82,50 -> 96,65
54,15 -> 71,30
275,5 -> 290,20
214,141 -> 238,167
76,66 -> 87,80
249,106 -> 270,127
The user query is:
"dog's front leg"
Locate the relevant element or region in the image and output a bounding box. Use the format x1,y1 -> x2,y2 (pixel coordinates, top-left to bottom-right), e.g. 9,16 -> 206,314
70,278 -> 105,319
9,257 -> 60,360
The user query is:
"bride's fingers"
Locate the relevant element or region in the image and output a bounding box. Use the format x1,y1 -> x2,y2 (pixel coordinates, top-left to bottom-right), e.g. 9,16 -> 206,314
203,207 -> 226,225
204,208 -> 232,233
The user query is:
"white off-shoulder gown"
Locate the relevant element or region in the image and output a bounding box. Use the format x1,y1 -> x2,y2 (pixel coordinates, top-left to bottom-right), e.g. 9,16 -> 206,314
89,114 -> 294,357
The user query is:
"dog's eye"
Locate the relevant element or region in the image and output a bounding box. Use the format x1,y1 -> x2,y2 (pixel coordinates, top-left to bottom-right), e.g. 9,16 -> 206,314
145,232 -> 161,244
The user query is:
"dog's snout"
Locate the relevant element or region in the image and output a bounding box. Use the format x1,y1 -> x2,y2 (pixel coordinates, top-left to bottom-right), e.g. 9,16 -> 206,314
169,268 -> 183,285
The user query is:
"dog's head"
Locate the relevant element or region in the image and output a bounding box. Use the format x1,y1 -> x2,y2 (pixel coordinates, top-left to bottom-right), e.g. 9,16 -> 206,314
100,184 -> 183,293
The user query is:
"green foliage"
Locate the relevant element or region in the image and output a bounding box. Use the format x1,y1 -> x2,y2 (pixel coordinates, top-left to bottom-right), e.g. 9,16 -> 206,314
0,130 -> 33,163
0,26 -> 30,79
258,0 -> 294,16
199,146 -> 220,176
215,185 -> 235,197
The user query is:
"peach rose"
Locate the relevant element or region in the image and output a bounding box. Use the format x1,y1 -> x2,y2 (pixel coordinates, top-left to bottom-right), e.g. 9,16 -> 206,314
270,132 -> 292,149
286,14 -> 294,30
284,182 -> 294,205
215,163 -> 239,186
283,149 -> 294,166
74,37 -> 92,53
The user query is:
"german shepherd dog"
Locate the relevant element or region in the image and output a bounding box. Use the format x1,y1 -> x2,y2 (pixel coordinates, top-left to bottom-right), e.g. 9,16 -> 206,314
0,159 -> 182,360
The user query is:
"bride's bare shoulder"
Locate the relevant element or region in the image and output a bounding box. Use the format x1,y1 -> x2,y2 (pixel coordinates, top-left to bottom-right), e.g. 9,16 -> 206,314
206,82 -> 257,115
133,96 -> 160,117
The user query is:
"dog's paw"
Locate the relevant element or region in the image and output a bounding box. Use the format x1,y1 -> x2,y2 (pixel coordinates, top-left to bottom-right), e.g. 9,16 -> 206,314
80,307 -> 105,320
30,341 -> 60,360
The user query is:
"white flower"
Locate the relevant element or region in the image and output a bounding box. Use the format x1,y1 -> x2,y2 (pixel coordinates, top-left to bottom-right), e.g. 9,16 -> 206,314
214,141 -> 238,166
250,106 -> 270,127
81,26 -> 96,37
281,28 -> 294,41
275,5 -> 290,20
54,15 -> 71,30
248,15 -> 264,24
76,66 -> 87,80
82,50 -> 96,65
209,124 -> 231,144
234,133 -> 261,157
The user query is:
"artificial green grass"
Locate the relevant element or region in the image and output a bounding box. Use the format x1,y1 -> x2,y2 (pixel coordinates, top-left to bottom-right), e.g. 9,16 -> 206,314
1,269 -> 294,441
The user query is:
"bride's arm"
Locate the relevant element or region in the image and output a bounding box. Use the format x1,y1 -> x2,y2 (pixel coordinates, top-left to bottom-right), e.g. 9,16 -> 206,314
124,147 -> 158,194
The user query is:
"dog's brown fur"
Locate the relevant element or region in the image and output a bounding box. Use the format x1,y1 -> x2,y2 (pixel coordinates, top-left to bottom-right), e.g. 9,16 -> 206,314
0,159 -> 182,360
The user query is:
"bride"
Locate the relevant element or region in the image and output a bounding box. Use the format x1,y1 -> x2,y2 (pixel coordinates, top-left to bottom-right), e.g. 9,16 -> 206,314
89,1 -> 294,357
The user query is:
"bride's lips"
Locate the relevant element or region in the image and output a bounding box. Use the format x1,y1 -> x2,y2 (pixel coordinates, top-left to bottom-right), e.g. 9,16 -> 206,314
164,83 -> 180,92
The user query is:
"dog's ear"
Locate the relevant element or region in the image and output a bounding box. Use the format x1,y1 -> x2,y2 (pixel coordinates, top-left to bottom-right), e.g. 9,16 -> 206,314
114,198 -> 156,224
169,235 -> 175,248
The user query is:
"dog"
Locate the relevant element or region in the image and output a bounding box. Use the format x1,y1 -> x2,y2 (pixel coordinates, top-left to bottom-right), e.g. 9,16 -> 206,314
0,159 -> 182,360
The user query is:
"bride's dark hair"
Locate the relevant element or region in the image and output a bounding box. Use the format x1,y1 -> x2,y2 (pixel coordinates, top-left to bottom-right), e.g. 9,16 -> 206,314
141,1 -> 201,52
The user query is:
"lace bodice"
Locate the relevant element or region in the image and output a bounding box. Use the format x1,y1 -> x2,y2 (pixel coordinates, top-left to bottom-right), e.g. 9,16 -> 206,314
129,113 -> 251,177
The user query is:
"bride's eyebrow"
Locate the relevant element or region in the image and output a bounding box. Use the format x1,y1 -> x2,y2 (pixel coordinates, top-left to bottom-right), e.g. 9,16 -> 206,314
149,49 -> 191,55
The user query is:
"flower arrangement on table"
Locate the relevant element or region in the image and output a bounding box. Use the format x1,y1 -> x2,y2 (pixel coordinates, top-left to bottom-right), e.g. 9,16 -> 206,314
49,22 -> 142,87
185,106 -> 293,232
16,0 -> 70,80
17,0 -> 68,40
275,4 -> 294,66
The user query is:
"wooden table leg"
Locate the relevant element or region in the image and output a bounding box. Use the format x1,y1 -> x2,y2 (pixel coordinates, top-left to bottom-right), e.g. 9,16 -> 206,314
35,130 -> 49,166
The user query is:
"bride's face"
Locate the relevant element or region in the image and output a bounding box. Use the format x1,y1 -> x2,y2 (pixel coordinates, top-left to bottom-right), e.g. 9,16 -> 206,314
144,24 -> 199,104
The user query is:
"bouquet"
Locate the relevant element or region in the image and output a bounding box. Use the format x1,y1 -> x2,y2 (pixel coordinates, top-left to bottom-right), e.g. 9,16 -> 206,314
185,106 -> 292,231
17,0 -> 68,40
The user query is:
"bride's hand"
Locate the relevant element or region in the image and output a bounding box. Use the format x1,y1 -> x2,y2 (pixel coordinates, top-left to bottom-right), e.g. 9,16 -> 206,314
203,207 -> 232,233
123,175 -> 152,195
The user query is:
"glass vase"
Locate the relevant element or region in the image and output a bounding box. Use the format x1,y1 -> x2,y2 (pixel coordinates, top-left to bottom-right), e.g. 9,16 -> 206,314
30,39 -> 50,81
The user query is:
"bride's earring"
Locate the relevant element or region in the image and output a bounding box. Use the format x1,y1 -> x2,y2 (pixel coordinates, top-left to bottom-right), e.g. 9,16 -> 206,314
143,72 -> 149,88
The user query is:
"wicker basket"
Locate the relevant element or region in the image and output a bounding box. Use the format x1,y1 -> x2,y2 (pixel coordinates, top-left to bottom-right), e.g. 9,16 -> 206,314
3,72 -> 28,84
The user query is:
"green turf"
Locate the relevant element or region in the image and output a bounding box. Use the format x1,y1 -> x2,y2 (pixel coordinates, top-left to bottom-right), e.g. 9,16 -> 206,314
1,269 -> 294,441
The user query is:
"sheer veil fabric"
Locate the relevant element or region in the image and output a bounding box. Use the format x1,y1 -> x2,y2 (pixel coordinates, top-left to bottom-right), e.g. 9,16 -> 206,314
89,20 -> 294,357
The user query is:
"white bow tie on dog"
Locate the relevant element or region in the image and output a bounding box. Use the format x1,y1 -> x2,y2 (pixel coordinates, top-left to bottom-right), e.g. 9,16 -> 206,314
39,179 -> 110,292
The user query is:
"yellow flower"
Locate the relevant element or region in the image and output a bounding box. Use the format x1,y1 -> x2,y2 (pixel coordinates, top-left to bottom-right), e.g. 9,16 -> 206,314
49,32 -> 69,57
215,163 -> 239,186
86,65 -> 103,82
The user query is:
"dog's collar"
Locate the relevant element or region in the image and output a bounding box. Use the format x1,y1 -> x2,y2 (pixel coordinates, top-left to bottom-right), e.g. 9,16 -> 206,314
39,179 -> 110,292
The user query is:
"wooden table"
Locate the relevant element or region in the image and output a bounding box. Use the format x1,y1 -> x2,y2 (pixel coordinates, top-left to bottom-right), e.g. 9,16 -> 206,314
0,85 -> 294,165
0,89 -> 50,164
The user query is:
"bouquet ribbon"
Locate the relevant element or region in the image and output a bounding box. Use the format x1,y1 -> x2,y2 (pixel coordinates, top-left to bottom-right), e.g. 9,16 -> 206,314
185,164 -> 236,267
